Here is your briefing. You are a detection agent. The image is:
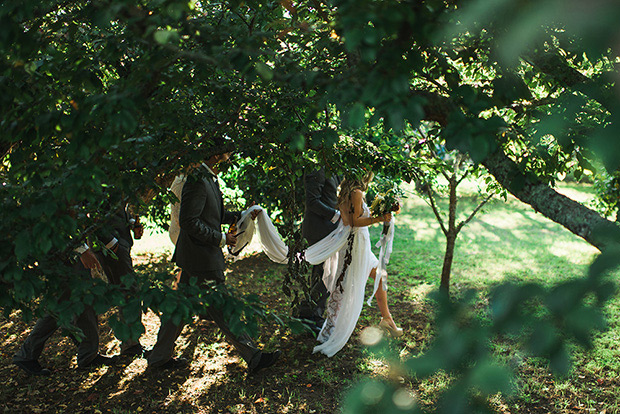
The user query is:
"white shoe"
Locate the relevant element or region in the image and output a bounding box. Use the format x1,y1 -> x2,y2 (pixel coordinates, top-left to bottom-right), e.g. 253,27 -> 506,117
379,318 -> 404,338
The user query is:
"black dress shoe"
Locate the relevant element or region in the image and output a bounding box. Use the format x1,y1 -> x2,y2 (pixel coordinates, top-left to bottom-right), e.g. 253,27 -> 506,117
156,357 -> 189,371
14,360 -> 51,376
121,344 -> 145,358
248,350 -> 281,375
79,354 -> 118,369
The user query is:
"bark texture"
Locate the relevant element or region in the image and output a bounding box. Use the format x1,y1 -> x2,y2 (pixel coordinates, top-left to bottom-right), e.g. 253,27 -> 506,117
482,149 -> 615,251
419,89 -> 618,251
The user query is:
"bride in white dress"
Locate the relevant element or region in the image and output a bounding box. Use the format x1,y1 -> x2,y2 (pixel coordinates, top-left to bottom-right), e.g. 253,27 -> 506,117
195,170 -> 402,357
313,172 -> 402,357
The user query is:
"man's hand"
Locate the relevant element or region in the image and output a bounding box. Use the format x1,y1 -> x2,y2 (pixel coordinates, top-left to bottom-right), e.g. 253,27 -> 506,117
132,218 -> 144,239
250,208 -> 262,220
80,249 -> 101,270
225,232 -> 237,246
133,223 -> 144,239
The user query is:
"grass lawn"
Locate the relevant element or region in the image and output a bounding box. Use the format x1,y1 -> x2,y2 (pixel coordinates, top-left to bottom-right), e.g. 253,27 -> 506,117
1,181 -> 618,413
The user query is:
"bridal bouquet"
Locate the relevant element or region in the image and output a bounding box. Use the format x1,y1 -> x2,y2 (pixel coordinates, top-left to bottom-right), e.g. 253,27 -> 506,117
369,183 -> 403,234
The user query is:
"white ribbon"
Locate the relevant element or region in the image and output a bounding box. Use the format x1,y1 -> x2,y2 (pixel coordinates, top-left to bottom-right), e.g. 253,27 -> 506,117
168,175 -> 186,245
368,219 -> 395,304
232,205 -> 395,298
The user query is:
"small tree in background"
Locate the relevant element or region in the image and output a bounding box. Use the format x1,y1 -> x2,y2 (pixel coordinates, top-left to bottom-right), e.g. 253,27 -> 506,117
413,126 -> 500,293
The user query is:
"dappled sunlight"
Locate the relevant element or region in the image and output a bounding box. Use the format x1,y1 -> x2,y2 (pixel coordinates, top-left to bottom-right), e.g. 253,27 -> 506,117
133,227 -> 174,257
474,209 -> 536,231
547,240 -> 598,265
107,359 -> 148,399
555,183 -> 596,204
384,183 -> 601,291
366,356 -> 390,374
407,283 -> 434,302
2,181 -> 613,413
396,214 -> 444,242
75,365 -> 115,392
2,310 -> 24,349
164,366 -> 228,410
1,320 -> 18,348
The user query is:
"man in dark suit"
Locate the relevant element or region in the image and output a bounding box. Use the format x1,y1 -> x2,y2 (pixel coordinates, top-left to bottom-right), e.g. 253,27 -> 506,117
147,150 -> 280,373
94,204 -> 145,356
298,167 -> 341,332
12,247 -> 117,376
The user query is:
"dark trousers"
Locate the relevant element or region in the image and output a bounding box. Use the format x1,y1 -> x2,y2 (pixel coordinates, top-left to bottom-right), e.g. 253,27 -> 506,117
96,242 -> 141,351
97,242 -> 133,286
295,264 -> 330,323
147,270 -> 261,368
13,262 -> 99,367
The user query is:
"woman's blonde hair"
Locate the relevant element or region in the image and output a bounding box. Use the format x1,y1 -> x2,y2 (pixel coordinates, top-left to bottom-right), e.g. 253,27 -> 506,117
337,171 -> 374,210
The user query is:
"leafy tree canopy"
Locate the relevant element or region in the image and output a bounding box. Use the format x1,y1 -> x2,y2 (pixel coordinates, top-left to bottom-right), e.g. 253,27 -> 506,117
2,5 -> 620,405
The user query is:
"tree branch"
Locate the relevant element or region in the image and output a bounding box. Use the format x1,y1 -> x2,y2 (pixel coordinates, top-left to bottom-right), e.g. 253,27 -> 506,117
456,193 -> 493,234
426,186 -> 448,236
482,148 -> 616,250
412,87 -> 618,250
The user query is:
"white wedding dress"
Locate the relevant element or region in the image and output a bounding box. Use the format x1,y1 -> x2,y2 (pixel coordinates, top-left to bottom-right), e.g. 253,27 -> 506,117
178,202 -> 394,357
313,202 -> 379,357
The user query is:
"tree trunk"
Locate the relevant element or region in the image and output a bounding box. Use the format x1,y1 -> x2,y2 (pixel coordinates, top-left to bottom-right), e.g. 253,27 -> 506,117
440,233 -> 457,293
418,90 -> 618,251
482,149 -> 616,251
440,174 -> 458,294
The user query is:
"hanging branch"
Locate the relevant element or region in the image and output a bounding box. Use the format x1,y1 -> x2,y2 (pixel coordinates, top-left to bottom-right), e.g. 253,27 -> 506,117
456,193 -> 494,233
456,168 -> 470,186
425,185 -> 448,236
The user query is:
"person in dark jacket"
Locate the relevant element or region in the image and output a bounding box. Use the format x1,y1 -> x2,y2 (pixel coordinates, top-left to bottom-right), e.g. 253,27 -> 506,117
94,204 -> 145,356
147,149 -> 280,374
297,167 -> 341,332
12,243 -> 117,375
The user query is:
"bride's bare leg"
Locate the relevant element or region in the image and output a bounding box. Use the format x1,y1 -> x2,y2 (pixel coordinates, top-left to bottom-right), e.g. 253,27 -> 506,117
370,268 -> 398,329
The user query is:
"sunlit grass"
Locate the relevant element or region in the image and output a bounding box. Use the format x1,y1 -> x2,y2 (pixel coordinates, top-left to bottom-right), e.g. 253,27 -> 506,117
363,180 -> 620,412
32,179 -> 614,414
373,181 -> 601,293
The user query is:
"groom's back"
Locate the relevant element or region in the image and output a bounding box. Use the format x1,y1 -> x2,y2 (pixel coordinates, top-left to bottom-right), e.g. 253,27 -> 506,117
302,167 -> 340,245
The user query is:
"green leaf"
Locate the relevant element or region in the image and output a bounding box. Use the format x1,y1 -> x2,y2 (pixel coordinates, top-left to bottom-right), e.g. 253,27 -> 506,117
289,133 -> 305,151
348,102 -> 366,129
529,321 -> 558,355
14,231 -> 32,260
468,360 -> 514,395
161,298 -> 177,314
255,62 -> 274,81
154,29 -> 179,45
549,344 -> 571,376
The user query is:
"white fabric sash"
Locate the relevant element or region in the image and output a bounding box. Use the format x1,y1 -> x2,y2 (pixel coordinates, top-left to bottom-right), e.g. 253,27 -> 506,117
232,205 -> 394,297
369,219 -> 395,304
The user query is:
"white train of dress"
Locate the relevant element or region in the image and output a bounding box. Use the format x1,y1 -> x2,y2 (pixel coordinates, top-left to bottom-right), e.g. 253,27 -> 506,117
313,203 -> 379,357
214,203 -> 394,357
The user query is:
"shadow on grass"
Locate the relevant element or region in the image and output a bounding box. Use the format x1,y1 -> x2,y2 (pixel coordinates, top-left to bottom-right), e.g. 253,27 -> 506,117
3,182 -> 614,413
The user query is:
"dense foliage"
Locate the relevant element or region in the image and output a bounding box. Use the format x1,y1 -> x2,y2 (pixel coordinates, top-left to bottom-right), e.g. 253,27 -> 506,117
2,0 -> 620,412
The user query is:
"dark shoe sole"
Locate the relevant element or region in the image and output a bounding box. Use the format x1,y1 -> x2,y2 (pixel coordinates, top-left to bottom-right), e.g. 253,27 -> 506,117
14,361 -> 51,376
78,355 -> 119,370
120,345 -> 145,358
150,357 -> 189,371
249,350 -> 281,375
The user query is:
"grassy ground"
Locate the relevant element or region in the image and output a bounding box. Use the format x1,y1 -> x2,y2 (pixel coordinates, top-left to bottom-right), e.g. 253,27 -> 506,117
1,181 -> 619,413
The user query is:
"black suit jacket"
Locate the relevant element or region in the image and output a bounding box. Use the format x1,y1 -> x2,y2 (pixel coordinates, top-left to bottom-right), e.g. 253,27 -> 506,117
98,206 -> 134,249
172,166 -> 237,278
302,168 -> 341,245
